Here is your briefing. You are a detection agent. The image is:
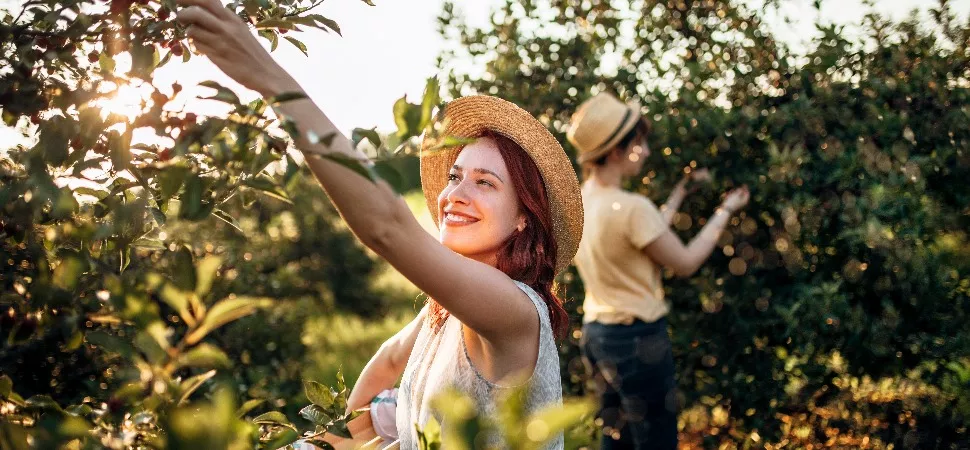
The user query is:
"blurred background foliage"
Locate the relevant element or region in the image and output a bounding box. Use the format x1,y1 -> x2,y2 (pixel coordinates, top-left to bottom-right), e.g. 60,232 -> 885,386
437,0 -> 970,447
1,0 -> 968,447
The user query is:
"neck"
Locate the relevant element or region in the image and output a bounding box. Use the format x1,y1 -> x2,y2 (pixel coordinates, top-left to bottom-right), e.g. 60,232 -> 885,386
587,163 -> 625,189
462,249 -> 499,268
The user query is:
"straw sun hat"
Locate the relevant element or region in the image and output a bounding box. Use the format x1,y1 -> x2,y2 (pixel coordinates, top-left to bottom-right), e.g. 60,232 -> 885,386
567,92 -> 650,164
420,95 -> 583,274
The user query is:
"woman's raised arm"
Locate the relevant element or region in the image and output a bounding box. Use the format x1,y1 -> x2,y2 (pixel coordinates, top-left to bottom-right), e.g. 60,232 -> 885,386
175,0 -> 538,346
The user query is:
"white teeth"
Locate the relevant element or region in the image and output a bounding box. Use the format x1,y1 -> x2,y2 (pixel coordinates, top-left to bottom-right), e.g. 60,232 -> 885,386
446,213 -> 473,223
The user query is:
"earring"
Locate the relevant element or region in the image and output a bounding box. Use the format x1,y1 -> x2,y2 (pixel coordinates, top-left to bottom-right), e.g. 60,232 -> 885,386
517,223 -> 525,232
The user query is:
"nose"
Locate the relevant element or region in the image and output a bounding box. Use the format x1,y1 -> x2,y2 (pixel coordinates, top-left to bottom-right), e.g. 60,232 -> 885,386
442,178 -> 471,207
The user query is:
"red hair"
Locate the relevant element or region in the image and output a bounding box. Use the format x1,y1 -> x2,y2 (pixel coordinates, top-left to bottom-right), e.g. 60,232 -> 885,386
428,131 -> 570,341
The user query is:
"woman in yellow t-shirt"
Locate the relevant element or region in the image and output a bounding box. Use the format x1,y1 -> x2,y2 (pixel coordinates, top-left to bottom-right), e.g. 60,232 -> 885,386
568,93 -> 749,449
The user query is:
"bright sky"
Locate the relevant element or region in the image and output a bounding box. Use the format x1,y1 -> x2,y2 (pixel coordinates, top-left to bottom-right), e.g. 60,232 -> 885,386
1,0 -> 966,146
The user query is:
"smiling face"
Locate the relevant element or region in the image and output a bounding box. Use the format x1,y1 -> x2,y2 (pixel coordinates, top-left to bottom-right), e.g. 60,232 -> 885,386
437,136 -> 526,266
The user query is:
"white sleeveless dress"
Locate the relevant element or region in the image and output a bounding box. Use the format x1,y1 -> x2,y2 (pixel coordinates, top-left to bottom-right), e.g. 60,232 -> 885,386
396,281 -> 564,449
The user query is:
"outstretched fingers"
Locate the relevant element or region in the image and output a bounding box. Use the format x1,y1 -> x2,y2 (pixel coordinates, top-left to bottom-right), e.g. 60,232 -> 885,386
176,6 -> 223,34
185,28 -> 222,56
176,0 -> 232,21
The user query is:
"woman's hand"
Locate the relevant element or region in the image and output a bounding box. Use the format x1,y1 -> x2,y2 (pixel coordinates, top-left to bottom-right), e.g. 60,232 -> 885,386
720,185 -> 750,214
689,168 -> 712,183
176,0 -> 298,97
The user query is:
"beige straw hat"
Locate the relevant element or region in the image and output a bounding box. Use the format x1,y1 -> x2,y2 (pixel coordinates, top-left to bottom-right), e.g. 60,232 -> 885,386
420,95 -> 583,274
567,92 -> 649,163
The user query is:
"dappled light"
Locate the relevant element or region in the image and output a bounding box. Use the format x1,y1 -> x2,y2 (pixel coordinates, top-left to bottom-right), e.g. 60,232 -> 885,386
2,0 -> 969,448
94,81 -> 154,123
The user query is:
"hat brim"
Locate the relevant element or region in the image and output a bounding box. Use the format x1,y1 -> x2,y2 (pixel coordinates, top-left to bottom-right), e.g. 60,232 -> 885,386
420,95 -> 583,275
576,104 -> 647,164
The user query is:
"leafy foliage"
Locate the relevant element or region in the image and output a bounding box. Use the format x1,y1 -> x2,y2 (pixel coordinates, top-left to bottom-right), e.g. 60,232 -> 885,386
439,0 -> 970,447
0,0 -> 413,446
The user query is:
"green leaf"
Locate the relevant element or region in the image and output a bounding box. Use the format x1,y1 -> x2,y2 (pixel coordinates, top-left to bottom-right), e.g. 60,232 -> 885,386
255,18 -> 297,29
150,207 -> 167,226
298,404 -> 331,426
336,369 -> 347,394
152,277 -> 192,324
237,399 -> 266,418
282,154 -> 301,187
134,330 -> 168,364
50,188 -> 79,220
24,395 -> 63,413
212,208 -> 243,233
319,153 -> 379,184
241,0 -> 260,16
267,91 -> 308,106
263,427 -> 299,449
185,297 -> 272,345
145,321 -> 172,350
259,29 -> 279,51
173,246 -> 197,291
241,175 -> 291,203
177,343 -> 231,369
253,411 -> 289,425
310,14 -> 342,35
0,375 -> 12,398
98,52 -> 115,74
53,252 -> 85,291
393,95 -> 423,141
351,127 -> 383,150
374,161 -> 404,193
132,237 -> 166,249
66,404 -> 94,416
420,77 -> 441,130
56,415 -> 92,439
524,399 -> 595,446
166,389 -> 235,449
73,186 -> 110,200
284,36 -> 308,56
177,370 -> 216,405
130,42 -> 156,79
36,116 -> 70,166
199,80 -> 241,105
179,173 -> 208,220
303,380 -> 336,408
120,247 -> 132,272
422,135 -> 476,153
0,423 -> 30,450
113,383 -> 145,402
306,131 -> 337,146
195,255 -> 222,296
158,165 -> 189,200
328,419 -> 352,439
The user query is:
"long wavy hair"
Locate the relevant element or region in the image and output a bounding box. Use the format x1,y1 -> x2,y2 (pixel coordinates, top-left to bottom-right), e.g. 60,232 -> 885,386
427,130 -> 569,341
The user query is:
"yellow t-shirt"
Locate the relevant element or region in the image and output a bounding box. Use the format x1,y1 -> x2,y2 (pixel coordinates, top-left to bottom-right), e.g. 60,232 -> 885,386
574,182 -> 669,325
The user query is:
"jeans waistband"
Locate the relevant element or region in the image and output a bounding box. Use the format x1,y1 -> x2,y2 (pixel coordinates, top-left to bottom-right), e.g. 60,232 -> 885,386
583,316 -> 668,338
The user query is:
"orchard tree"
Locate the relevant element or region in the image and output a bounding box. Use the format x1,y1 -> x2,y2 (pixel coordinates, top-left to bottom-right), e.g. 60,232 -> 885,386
439,0 -> 970,446
0,0 -> 446,446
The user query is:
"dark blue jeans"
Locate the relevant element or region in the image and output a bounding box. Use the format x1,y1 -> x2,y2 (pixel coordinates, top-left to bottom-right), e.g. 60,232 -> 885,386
581,318 -> 678,450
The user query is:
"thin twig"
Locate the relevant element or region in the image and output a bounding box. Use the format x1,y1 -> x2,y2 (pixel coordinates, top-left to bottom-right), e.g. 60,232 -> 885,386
12,0 -> 44,25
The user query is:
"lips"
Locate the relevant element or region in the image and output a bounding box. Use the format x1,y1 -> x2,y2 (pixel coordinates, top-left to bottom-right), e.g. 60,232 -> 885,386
442,210 -> 479,227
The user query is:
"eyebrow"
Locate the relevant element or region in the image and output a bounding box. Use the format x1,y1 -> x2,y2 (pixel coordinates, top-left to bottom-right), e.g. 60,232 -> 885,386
451,164 -> 505,183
